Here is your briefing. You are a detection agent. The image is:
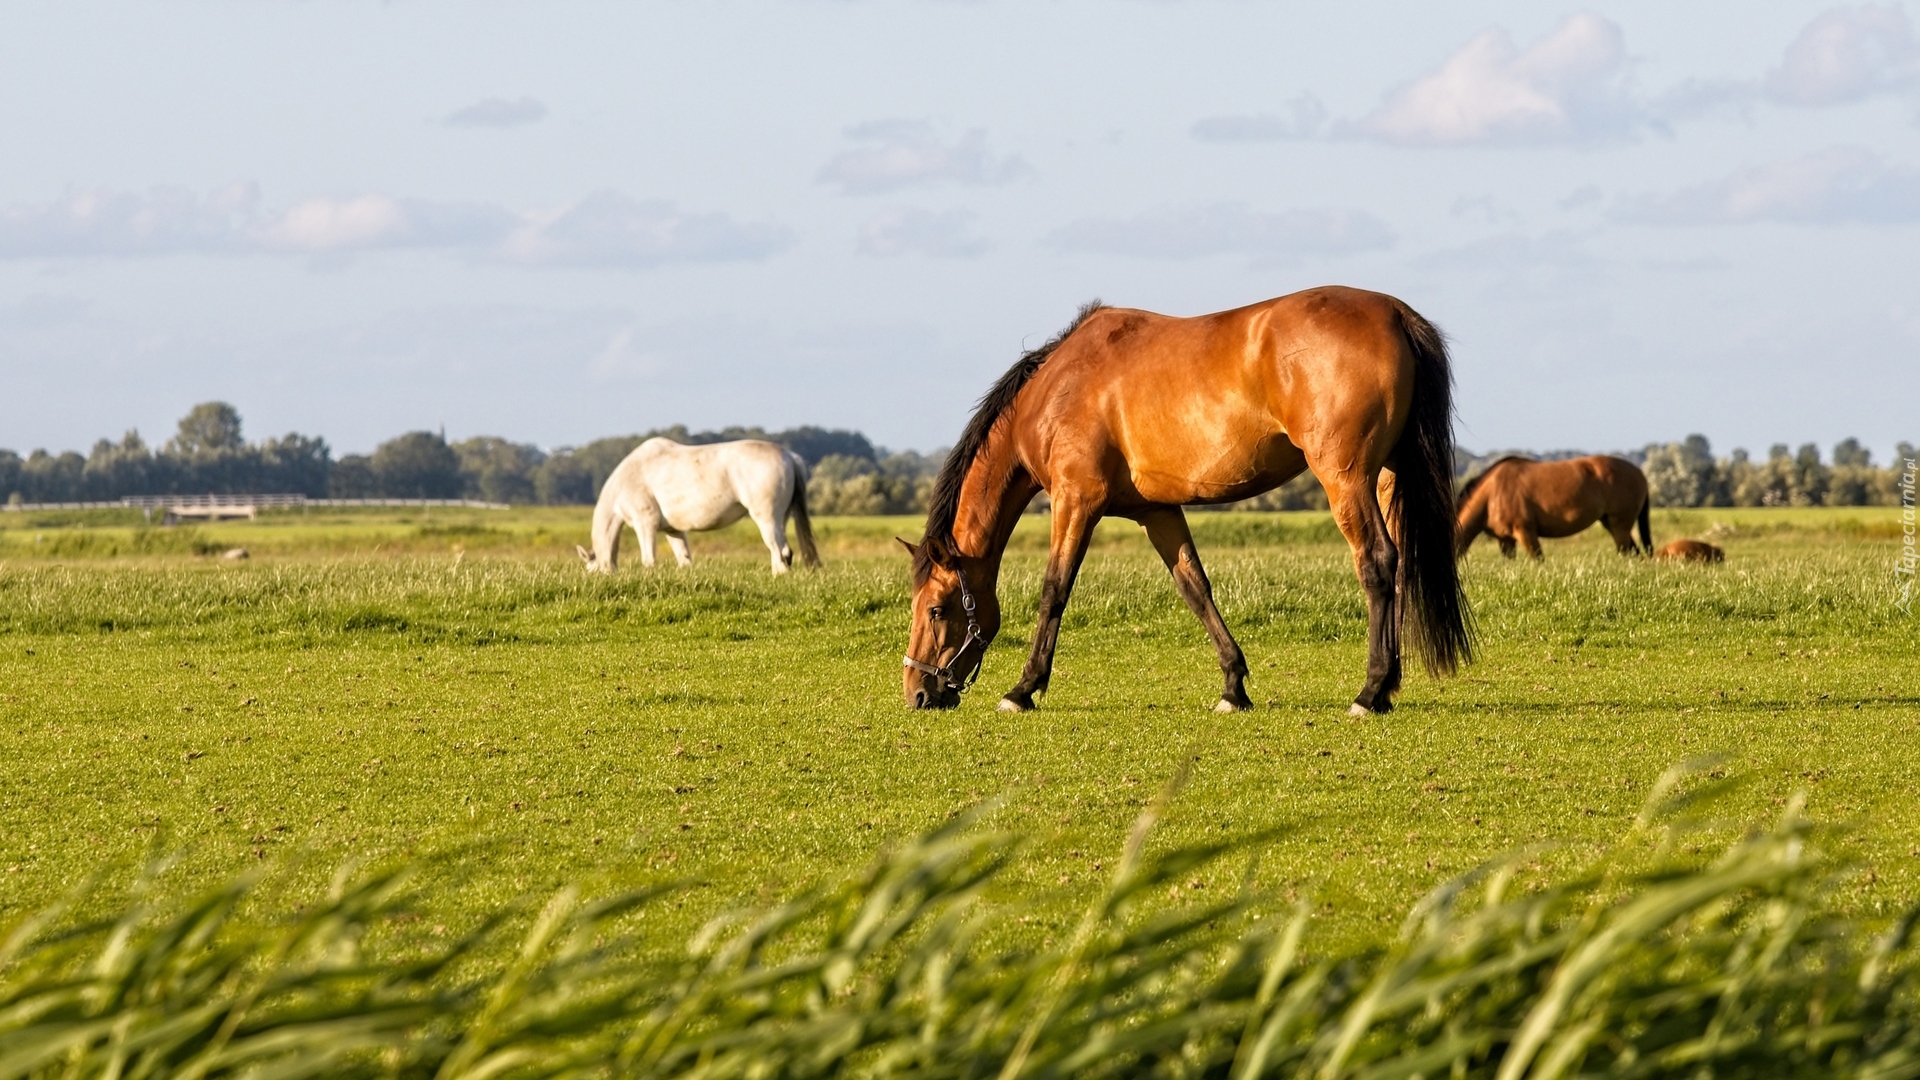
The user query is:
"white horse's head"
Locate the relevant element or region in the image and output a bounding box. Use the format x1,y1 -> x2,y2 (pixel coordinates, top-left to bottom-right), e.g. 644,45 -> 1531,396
577,544 -> 611,574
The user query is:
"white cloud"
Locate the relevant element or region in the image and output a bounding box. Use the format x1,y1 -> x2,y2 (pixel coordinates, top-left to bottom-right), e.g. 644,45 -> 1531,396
1613,146 -> 1920,224
498,190 -> 793,267
855,207 -> 987,258
1190,95 -> 1329,142
1348,13 -> 1635,145
818,120 -> 1030,195
0,184 -> 790,268
0,183 -> 259,257
1044,202 -> 1393,262
1765,5 -> 1917,106
443,96 -> 548,128
255,195 -> 514,252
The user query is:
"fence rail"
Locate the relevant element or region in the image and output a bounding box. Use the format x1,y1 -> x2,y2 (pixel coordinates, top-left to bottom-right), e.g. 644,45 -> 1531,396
2,495 -> 510,513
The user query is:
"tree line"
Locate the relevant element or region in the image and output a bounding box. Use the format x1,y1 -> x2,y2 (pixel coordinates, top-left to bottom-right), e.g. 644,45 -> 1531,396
1638,435 -> 1913,507
0,402 -> 942,511
3,403 -> 1910,512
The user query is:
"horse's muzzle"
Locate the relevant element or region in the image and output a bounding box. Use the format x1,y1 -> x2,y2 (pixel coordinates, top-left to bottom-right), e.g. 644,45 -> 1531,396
904,670 -> 962,710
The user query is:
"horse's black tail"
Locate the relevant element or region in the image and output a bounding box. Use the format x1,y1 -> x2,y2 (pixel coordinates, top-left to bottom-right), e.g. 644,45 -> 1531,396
1637,496 -> 1652,556
1391,302 -> 1474,676
789,456 -> 822,568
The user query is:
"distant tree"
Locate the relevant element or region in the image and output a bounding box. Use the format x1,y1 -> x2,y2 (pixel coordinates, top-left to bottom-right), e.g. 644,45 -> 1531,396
258,432 -> 332,496
778,426 -> 876,465
1643,434 -> 1722,507
371,432 -> 462,498
80,431 -> 159,500
166,402 -> 245,456
533,452 -> 595,505
0,450 -> 22,503
1723,448 -> 1762,506
20,450 -> 85,502
453,437 -> 545,504
807,455 -> 888,515
1792,443 -> 1828,506
802,454 -> 918,515
329,455 -> 377,498
1826,437 -> 1872,505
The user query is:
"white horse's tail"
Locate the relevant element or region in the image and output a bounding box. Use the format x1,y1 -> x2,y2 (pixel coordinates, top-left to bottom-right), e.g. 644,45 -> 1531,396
789,455 -> 822,568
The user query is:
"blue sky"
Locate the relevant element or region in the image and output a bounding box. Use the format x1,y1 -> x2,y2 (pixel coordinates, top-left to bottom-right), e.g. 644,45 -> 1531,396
1,1 -> 1915,460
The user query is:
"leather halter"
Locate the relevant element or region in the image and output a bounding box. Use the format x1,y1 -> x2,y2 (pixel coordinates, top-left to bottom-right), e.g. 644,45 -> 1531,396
902,564 -> 985,695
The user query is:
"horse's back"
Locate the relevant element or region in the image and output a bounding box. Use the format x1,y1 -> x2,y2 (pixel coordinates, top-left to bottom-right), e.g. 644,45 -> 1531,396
642,439 -> 792,531
1019,287 -> 1412,504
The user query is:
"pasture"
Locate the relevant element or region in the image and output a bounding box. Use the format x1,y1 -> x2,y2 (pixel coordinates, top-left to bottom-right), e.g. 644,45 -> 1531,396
0,504 -> 1913,954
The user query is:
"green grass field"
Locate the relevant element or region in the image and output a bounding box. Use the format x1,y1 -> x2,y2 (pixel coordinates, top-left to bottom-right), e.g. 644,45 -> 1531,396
0,504 -> 1913,955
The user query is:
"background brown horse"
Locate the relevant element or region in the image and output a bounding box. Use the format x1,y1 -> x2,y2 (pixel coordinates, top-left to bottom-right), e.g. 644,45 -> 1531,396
900,287 -> 1472,717
1655,538 -> 1724,562
1455,455 -> 1650,558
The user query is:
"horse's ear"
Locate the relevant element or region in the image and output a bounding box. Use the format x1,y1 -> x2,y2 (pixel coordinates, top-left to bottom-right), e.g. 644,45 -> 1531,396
894,537 -> 917,558
924,535 -> 956,568
576,544 -> 594,563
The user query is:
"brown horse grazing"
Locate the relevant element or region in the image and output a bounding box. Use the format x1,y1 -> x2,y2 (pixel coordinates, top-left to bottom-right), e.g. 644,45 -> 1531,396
1454,455 -> 1650,559
1655,539 -> 1724,563
899,287 -> 1472,718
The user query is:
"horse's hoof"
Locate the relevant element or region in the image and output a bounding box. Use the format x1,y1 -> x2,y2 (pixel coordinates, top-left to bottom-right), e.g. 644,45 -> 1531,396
1346,703 -> 1372,718
999,695 -> 1034,713
1215,697 -> 1251,714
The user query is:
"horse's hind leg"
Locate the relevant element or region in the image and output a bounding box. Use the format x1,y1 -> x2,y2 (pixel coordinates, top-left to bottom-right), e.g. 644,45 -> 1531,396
1325,470 -> 1401,716
629,512 -> 661,569
1140,508 -> 1252,712
1603,515 -> 1638,555
746,505 -> 793,575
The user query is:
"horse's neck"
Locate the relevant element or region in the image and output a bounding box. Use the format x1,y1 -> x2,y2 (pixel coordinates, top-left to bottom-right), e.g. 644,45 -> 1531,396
951,429 -> 1036,574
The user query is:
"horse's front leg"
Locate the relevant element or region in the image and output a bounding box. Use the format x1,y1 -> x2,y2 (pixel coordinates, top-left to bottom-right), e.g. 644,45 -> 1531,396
630,513 -> 661,569
1000,497 -> 1101,713
1139,507 -> 1252,712
664,529 -> 693,568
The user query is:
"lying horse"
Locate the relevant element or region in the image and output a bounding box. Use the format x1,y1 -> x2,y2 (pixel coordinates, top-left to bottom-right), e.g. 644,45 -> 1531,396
900,287 -> 1472,717
578,438 -> 819,574
1454,455 -> 1649,558
1655,539 -> 1723,563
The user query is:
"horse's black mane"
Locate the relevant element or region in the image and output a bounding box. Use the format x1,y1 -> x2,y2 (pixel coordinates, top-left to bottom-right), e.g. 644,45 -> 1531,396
1456,455 -> 1535,503
914,299 -> 1106,585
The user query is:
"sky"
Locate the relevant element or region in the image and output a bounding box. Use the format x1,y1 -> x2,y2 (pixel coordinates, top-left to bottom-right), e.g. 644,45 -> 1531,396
0,1 -> 1915,461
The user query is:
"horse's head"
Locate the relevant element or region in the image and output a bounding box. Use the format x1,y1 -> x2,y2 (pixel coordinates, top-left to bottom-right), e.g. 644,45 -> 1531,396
900,536 -> 999,709
576,544 -> 611,574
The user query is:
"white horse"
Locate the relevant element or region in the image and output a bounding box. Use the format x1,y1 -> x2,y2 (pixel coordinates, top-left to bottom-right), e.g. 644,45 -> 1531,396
577,438 -> 820,574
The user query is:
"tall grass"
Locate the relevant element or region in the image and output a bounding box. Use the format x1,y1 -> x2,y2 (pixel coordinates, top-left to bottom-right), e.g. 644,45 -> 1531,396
4,763 -> 1916,1079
